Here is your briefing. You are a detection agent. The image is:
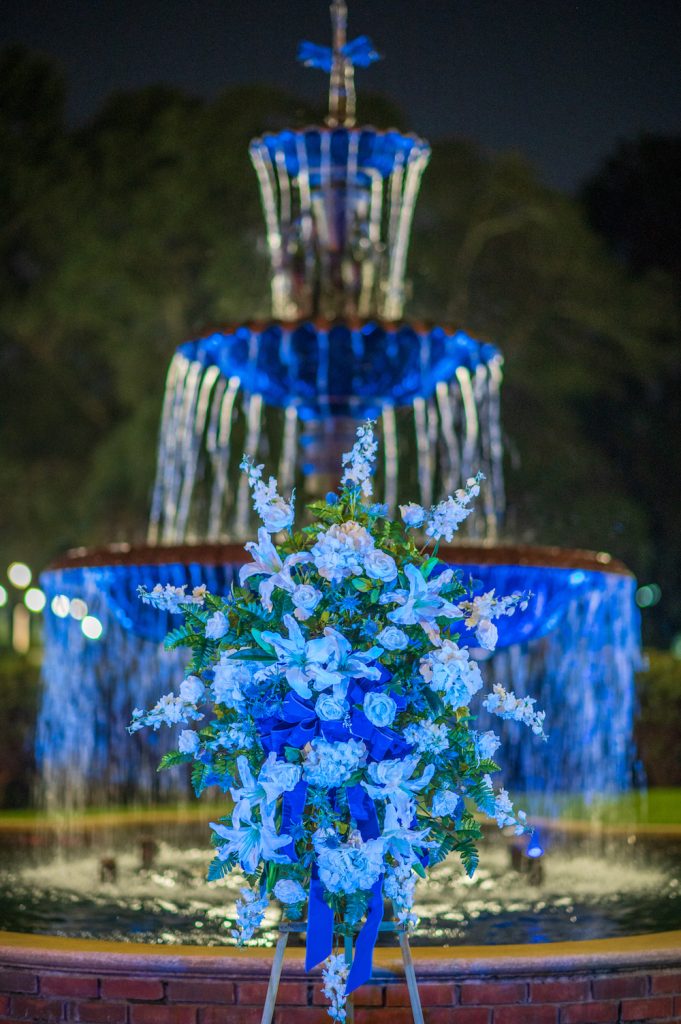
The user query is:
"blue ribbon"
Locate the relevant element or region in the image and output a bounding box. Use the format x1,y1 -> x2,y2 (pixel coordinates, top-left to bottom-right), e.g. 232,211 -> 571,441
305,873 -> 335,972
346,877 -> 384,994
280,779 -> 308,860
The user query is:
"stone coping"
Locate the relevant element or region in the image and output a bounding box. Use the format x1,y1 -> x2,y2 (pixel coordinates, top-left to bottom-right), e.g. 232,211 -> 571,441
1,930 -> 680,977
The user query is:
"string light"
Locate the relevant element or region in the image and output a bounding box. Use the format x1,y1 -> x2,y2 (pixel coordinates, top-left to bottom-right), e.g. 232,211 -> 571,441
7,562 -> 32,589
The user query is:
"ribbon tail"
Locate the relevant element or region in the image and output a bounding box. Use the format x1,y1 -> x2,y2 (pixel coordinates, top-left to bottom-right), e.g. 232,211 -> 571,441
345,877 -> 384,994
305,875 -> 334,972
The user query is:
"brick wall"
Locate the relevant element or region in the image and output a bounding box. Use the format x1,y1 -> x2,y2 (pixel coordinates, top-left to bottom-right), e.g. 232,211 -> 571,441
1,951 -> 680,1024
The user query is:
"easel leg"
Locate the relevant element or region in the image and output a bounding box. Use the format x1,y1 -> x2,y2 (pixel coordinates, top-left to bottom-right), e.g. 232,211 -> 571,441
344,933 -> 354,1024
260,928 -> 289,1024
398,930 -> 424,1024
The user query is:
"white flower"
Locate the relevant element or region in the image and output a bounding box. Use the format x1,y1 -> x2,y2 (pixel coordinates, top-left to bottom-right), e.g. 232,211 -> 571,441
212,653 -> 253,709
381,799 -> 435,863
179,675 -> 205,704
384,857 -> 418,929
240,457 -> 295,533
129,691 -> 204,733
386,563 -> 461,640
425,473 -> 483,542
420,639 -> 483,709
474,729 -> 501,761
292,584 -> 323,621
314,827 -> 384,894
399,502 -> 426,528
492,787 -> 529,835
364,548 -> 398,583
274,879 -> 307,905
363,691 -> 397,729
230,752 -> 301,825
232,887 -> 269,943
404,719 -> 449,755
321,953 -> 349,1023
341,420 -> 378,498
315,694 -> 347,721
209,722 -> 255,752
363,755 -> 435,815
376,626 -> 409,651
178,729 -> 200,754
205,611 -> 228,640
310,521 -> 375,583
303,738 -> 367,789
431,788 -> 460,818
239,527 -> 311,611
210,808 -> 292,873
483,684 -> 547,738
457,589 -> 530,650
137,582 -> 206,613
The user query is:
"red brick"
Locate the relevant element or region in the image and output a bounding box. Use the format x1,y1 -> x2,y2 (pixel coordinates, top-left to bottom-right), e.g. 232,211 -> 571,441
494,1007 -> 557,1024
621,996 -> 675,1021
11,994 -> 65,1021
424,1010 -> 491,1024
73,1002 -> 127,1024
592,975 -> 647,999
274,1009 -> 327,1024
384,985 -> 410,1006
560,1003 -> 618,1024
531,980 -> 590,1003
352,985 -> 383,1007
101,980 -> 164,1002
650,973 -> 681,994
0,997 -> 8,1015
200,1009 -> 262,1024
238,980 -> 304,1005
354,1010 -> 413,1024
0,971 -> 38,993
420,983 -> 457,1006
168,981 -> 235,1004
42,975 -> 99,998
130,1007 -> 196,1024
461,982 -> 527,1005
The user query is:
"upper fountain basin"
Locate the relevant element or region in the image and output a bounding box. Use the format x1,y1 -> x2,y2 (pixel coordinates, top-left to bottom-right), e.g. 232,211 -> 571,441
175,321 -> 501,417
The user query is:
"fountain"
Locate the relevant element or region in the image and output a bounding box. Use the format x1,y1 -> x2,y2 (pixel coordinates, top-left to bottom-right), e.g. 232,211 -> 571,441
2,5 -> 678,1023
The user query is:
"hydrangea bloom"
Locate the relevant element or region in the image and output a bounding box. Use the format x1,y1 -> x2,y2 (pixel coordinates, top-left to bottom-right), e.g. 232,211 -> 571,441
129,421 -> 545,1022
303,738 -> 367,789
137,582 -> 206,613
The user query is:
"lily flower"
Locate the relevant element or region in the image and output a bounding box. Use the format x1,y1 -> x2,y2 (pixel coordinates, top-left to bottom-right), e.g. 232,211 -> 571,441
210,808 -> 292,874
385,563 -> 461,641
239,528 -> 312,611
230,752 -> 301,825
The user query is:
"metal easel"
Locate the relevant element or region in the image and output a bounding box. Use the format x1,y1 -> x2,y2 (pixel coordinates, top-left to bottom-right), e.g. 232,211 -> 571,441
260,920 -> 424,1024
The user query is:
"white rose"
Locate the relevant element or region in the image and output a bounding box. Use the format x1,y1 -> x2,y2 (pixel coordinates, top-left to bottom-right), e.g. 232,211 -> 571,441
178,730 -> 200,754
315,694 -> 347,721
432,789 -> 461,818
179,675 -> 204,703
363,691 -> 397,729
376,626 -> 409,651
205,611 -> 228,640
399,503 -> 426,528
292,584 -> 322,621
364,549 -> 398,583
262,497 -> 294,533
476,619 -> 498,651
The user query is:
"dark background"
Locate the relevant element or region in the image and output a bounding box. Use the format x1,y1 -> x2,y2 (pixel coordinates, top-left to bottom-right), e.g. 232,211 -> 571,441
1,0 -> 680,647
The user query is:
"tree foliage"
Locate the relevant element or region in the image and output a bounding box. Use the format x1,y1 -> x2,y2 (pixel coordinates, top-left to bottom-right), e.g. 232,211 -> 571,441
0,46 -> 678,642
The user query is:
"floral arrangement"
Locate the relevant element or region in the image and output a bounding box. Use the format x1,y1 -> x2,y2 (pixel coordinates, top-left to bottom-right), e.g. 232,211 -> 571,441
130,422 -> 545,1022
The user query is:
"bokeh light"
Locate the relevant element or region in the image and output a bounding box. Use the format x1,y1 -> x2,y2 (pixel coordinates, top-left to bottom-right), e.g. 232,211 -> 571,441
0,585 -> 7,608
51,594 -> 70,618
635,583 -> 661,609
24,587 -> 46,613
7,562 -> 32,589
81,615 -> 103,640
69,598 -> 88,621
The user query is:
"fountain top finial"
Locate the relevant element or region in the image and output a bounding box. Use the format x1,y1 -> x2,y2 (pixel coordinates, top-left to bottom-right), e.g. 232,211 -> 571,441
298,0 -> 380,127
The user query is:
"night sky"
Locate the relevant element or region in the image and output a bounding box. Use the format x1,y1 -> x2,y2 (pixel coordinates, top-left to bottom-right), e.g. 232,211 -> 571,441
3,0 -> 681,191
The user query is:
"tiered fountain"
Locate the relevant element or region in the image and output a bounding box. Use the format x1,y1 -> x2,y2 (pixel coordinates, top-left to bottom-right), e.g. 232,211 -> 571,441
2,7 -> 678,1024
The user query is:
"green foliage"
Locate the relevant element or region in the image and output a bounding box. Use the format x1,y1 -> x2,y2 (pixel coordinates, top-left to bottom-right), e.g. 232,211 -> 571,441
636,650 -> 681,786
157,750 -> 193,771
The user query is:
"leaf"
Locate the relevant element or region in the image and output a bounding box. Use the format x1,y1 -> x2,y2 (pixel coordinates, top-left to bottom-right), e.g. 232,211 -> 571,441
351,577 -> 372,592
284,746 -> 302,763
207,856 -> 228,882
157,750 -> 193,771
251,628 -> 276,654
191,761 -> 209,797
422,556 -> 440,578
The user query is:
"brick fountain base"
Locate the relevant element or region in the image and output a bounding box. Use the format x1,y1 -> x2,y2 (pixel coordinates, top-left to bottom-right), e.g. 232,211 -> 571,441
1,932 -> 680,1024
